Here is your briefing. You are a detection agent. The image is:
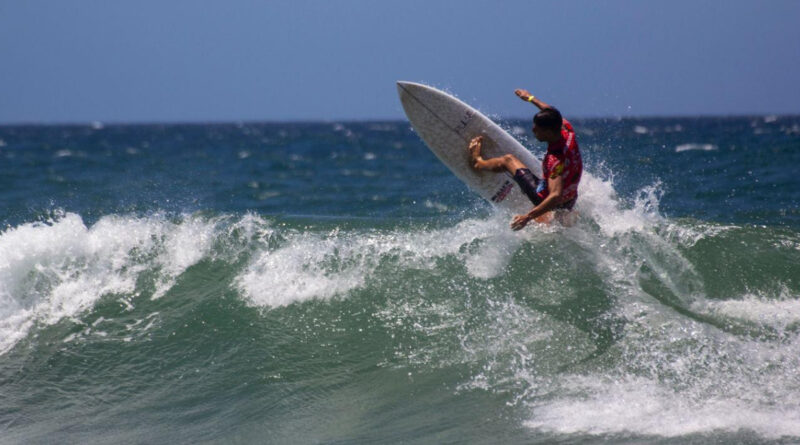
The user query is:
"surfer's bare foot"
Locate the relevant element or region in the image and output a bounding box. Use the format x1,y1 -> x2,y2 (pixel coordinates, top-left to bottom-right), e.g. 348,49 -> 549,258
468,136 -> 484,169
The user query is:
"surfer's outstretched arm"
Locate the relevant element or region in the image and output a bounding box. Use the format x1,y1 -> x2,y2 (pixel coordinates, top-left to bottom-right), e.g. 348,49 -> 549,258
515,89 -> 551,111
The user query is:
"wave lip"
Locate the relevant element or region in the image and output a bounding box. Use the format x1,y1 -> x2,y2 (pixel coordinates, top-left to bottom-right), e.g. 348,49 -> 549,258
234,214 -> 521,308
0,212 -> 216,355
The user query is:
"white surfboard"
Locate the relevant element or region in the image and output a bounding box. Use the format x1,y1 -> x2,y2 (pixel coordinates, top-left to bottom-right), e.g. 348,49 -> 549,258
397,81 -> 541,213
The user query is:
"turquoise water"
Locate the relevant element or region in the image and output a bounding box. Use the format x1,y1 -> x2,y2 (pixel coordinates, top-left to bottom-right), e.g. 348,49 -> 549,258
1,116 -> 800,443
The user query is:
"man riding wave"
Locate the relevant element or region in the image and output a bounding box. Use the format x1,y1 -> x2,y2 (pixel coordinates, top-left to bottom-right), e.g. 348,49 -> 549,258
468,89 -> 583,230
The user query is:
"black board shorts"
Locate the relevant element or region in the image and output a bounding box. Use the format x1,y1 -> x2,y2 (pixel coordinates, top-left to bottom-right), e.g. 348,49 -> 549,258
513,168 -> 543,206
512,168 -> 576,210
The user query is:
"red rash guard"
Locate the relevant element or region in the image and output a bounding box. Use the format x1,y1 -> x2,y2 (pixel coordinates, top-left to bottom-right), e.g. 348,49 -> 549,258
537,119 -> 583,203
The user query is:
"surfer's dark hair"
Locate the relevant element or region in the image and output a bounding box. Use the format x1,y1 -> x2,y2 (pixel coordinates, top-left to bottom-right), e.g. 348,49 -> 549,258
533,107 -> 563,131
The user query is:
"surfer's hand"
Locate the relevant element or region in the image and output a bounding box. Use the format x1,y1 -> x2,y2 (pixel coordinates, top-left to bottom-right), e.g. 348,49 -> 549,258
515,89 -> 533,101
511,214 -> 531,231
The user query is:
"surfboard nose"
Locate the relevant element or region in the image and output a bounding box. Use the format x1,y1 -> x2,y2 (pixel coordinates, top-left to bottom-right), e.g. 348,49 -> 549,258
397,81 -> 423,98
396,81 -> 411,97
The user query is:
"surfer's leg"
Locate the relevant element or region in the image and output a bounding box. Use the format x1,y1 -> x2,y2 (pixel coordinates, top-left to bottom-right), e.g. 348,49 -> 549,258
468,136 -> 527,174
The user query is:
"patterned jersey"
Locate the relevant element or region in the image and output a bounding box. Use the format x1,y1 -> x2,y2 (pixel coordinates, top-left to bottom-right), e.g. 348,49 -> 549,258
536,119 -> 583,202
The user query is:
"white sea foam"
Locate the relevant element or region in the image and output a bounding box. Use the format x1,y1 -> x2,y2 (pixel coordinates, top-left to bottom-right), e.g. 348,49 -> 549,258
235,214 -> 525,307
526,375 -> 800,438
151,216 -> 216,299
659,220 -> 736,248
574,172 -> 664,237
235,232 -> 372,307
675,143 -> 718,152
520,258 -> 800,439
695,290 -> 800,331
422,199 -> 449,212
0,212 -> 216,354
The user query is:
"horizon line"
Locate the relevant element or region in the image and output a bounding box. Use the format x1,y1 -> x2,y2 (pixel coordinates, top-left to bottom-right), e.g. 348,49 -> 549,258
1,112 -> 798,128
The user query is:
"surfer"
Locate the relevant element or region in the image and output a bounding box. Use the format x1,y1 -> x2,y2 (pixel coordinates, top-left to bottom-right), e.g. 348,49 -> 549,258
468,89 -> 583,229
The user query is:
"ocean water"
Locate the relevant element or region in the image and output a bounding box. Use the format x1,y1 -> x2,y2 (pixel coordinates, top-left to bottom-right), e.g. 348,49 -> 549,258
1,115 -> 800,444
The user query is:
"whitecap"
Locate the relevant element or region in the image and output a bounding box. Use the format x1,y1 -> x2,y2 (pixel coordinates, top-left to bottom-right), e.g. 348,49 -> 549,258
0,212 -> 217,354
675,143 -> 717,153
423,200 -> 449,212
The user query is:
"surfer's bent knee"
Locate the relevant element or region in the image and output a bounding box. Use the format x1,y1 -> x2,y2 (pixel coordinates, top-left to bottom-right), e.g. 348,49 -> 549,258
501,154 -> 527,172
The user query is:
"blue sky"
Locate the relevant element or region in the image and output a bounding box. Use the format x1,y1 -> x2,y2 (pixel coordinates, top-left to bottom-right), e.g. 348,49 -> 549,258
2,0 -> 799,123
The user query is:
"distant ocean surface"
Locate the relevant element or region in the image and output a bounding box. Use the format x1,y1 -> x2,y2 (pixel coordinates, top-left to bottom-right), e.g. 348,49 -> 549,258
1,115 -> 800,444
